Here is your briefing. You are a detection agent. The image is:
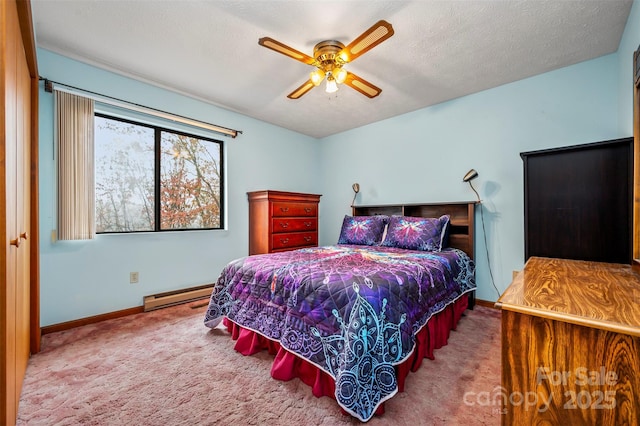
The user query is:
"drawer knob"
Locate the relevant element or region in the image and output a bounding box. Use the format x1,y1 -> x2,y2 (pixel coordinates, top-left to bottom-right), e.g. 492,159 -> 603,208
304,236 -> 312,242
280,238 -> 289,244
304,222 -> 311,227
20,232 -> 29,240
304,207 -> 312,213
10,238 -> 20,248
280,222 -> 289,228
280,207 -> 289,213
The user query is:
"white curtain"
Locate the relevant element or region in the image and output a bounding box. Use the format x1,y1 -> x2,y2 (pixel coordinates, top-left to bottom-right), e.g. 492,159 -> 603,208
56,90 -> 95,240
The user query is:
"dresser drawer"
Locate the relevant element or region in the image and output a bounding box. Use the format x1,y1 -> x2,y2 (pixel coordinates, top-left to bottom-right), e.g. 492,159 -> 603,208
272,202 -> 317,217
272,217 -> 317,233
271,231 -> 317,250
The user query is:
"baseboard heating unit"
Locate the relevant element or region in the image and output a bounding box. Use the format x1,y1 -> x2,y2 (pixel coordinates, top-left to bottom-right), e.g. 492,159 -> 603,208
143,284 -> 214,312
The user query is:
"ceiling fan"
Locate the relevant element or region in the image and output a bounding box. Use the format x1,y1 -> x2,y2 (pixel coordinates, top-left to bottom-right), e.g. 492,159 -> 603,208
258,20 -> 394,99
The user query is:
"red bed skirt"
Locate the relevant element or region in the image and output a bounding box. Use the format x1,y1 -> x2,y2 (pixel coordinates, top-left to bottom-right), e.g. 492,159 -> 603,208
223,293 -> 469,417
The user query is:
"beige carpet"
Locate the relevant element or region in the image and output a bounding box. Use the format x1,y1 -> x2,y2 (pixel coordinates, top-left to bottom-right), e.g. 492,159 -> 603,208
17,302 -> 502,425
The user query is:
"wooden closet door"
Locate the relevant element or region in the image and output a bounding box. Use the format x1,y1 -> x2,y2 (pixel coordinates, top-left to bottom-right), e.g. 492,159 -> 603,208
2,0 -> 20,421
1,0 -> 32,423
15,22 -> 31,403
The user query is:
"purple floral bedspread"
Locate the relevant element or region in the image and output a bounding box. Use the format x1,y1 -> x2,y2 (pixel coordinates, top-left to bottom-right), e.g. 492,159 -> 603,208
204,245 -> 475,422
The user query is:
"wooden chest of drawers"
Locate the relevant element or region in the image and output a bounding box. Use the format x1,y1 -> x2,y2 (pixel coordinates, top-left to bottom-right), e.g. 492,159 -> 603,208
248,190 -> 321,255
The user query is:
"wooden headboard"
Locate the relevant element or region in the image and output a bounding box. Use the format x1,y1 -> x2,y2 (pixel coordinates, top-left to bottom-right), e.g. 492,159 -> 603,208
352,201 -> 478,260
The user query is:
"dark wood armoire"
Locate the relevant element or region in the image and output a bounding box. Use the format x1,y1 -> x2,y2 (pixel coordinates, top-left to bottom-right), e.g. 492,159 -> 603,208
521,137 -> 633,264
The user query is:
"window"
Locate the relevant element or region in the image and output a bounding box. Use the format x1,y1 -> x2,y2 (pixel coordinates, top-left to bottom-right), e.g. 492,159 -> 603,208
94,113 -> 224,233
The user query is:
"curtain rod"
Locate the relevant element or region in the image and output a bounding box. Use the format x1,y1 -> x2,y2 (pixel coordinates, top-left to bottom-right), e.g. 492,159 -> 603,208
39,77 -> 242,139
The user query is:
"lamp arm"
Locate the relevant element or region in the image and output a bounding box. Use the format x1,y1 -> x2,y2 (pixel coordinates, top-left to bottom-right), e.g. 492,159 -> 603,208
468,180 -> 481,203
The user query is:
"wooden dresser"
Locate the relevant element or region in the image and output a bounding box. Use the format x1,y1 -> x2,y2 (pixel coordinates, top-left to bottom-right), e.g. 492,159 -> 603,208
248,190 -> 321,255
496,257 -> 640,425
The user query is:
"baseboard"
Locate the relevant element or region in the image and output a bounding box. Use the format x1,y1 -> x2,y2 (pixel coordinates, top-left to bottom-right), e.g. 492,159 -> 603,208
41,306 -> 144,335
41,284 -> 215,335
475,298 -> 500,310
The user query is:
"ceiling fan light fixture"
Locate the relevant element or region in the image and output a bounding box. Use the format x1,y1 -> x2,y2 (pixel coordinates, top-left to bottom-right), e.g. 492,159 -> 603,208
326,77 -> 338,93
310,69 -> 325,86
333,67 -> 347,84
258,20 -> 393,99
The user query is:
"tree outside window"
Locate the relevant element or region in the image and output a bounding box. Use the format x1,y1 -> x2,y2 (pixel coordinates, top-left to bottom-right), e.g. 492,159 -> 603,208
95,114 -> 223,233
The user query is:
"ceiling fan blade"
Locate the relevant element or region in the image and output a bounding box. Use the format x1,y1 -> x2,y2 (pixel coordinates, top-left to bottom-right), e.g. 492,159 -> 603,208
258,37 -> 315,65
341,20 -> 394,62
344,72 -> 382,98
287,79 -> 315,99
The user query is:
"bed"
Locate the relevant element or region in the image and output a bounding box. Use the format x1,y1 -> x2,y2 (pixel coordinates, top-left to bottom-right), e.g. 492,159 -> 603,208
204,201 -> 477,422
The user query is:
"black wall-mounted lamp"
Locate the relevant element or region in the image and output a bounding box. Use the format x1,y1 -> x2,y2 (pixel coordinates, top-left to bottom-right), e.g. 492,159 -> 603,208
351,183 -> 360,206
463,169 -> 481,202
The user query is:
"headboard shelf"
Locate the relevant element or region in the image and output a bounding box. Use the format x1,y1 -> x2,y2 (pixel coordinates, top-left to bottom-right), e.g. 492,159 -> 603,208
352,201 -> 478,260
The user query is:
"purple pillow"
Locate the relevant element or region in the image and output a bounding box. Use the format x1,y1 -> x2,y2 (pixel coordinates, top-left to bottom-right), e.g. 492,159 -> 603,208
337,215 -> 388,246
382,215 -> 450,251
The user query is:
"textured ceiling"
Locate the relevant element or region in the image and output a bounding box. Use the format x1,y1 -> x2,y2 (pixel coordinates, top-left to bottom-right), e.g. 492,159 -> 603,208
31,0 -> 633,139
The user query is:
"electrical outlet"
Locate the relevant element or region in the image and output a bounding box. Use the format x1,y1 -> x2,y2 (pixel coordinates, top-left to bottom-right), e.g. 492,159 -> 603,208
130,272 -> 139,284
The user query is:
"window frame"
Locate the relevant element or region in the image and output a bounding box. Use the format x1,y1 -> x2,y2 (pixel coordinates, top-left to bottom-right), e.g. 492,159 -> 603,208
94,112 -> 225,234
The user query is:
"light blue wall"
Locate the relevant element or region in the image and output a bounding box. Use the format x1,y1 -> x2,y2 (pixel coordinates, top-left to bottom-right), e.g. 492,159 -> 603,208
318,3 -> 640,302
39,5 -> 640,325
619,0 -> 640,134
318,53 -> 625,302
38,49 -> 321,326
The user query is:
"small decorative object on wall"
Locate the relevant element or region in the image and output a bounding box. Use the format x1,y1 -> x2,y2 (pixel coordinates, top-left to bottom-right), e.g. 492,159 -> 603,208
351,182 -> 360,206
